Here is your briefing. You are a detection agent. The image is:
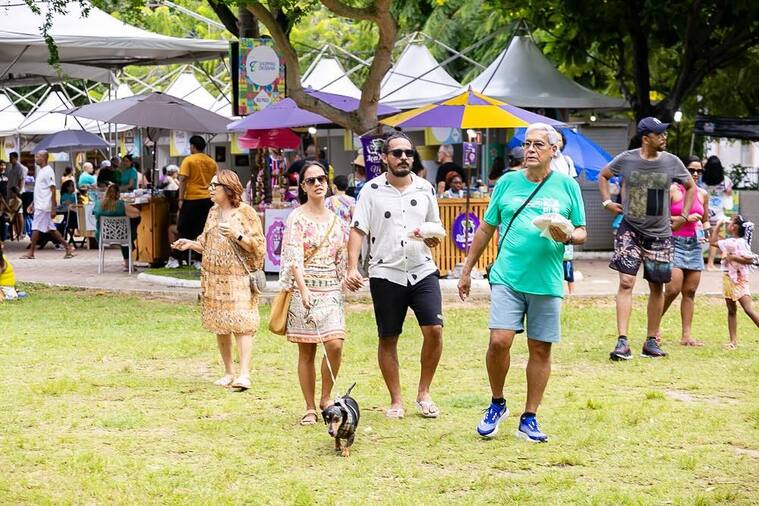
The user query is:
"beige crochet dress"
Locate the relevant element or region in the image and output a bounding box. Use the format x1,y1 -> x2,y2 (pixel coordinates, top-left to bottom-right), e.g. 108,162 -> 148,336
197,203 -> 264,335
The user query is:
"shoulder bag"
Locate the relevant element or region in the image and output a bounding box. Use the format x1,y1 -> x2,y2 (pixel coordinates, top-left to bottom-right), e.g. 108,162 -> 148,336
485,172 -> 553,282
269,214 -> 338,335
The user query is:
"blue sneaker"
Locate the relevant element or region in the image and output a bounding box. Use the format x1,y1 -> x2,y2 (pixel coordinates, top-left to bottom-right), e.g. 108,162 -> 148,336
476,401 -> 509,438
516,414 -> 548,443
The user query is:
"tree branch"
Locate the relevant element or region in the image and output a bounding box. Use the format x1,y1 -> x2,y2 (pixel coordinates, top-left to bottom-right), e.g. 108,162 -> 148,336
245,0 -> 360,130
207,0 -> 239,36
321,0 -> 380,21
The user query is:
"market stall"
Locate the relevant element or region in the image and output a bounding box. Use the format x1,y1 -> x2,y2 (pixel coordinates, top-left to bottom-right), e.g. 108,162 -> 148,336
435,197 -> 497,276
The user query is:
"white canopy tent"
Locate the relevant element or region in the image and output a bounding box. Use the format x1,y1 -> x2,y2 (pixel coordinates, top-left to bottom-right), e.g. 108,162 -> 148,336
0,92 -> 27,137
0,62 -> 115,87
302,57 -> 362,99
16,91 -> 95,136
0,1 -> 228,80
164,72 -> 218,111
210,94 -> 233,119
466,35 -> 627,109
380,43 -> 463,109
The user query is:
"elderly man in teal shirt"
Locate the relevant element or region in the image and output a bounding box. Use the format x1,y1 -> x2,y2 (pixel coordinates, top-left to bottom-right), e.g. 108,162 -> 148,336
458,123 -> 587,443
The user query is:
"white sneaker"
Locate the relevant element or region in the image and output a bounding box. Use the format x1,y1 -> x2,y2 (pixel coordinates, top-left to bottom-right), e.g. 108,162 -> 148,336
192,260 -> 202,270
165,258 -> 180,269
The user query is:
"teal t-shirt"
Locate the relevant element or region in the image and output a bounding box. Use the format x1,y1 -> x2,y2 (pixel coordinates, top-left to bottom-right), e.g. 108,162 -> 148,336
78,172 -> 96,187
121,167 -> 138,189
484,170 -> 586,297
93,200 -> 126,242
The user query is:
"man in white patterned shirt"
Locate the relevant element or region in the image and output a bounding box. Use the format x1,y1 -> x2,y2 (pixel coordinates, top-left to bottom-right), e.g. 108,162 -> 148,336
346,132 -> 444,420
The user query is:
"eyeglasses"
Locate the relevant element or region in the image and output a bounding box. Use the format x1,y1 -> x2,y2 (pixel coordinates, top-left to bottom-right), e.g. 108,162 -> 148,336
522,140 -> 548,150
388,149 -> 415,158
209,182 -> 225,189
689,169 -> 703,174
303,175 -> 328,186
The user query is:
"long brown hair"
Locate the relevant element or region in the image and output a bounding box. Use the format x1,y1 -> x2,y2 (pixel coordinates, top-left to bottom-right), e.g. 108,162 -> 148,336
216,169 -> 243,208
100,184 -> 120,213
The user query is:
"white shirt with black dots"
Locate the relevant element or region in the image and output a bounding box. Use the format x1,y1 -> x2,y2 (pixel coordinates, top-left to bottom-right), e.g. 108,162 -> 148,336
352,172 -> 441,286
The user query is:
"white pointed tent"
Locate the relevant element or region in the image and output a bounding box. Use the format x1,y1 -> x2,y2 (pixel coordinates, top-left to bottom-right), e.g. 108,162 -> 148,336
164,73 -> 218,111
467,35 -> 627,109
16,91 -> 98,136
380,43 -> 462,109
210,94 -> 233,118
0,92 -> 27,137
0,2 -> 227,71
302,57 -> 362,99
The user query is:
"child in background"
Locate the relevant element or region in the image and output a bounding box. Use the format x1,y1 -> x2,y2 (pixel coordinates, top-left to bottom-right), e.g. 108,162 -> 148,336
563,244 -> 575,295
712,215 -> 759,349
0,249 -> 24,300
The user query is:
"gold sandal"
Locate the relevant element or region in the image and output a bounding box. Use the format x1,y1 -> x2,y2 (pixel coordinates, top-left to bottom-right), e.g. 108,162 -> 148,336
299,409 -> 319,425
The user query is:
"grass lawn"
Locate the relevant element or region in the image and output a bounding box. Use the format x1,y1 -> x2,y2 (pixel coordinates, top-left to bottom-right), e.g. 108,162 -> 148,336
1,287 -> 758,504
144,267 -> 201,280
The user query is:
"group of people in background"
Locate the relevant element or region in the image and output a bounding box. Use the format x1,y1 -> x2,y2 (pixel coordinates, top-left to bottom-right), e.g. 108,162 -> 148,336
600,117 -> 758,359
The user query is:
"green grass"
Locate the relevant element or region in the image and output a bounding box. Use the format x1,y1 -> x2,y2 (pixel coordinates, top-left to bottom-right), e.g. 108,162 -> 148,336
1,286 -> 758,504
144,266 -> 201,280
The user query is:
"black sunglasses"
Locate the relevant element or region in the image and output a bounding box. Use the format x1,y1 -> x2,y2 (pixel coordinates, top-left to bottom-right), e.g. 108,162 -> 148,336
388,149 -> 415,158
303,175 -> 328,186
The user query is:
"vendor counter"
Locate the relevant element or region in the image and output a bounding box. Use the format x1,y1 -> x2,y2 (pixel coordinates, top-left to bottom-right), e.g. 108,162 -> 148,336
132,197 -> 170,265
434,198 -> 498,277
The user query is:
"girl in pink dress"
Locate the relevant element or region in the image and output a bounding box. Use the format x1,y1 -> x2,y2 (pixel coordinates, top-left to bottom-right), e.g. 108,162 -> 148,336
711,215 -> 759,348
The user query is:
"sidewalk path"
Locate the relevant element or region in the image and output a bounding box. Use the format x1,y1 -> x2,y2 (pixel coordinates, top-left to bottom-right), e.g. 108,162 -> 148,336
5,240 -> 756,301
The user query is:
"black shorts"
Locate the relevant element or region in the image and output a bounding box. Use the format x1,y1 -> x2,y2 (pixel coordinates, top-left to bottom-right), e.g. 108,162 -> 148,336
177,198 -> 213,240
369,272 -> 443,338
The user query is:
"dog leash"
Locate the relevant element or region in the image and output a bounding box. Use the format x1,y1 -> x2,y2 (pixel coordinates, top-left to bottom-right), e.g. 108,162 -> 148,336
305,302 -> 338,389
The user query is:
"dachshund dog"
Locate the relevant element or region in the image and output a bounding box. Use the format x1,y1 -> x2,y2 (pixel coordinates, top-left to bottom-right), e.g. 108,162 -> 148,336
321,383 -> 360,457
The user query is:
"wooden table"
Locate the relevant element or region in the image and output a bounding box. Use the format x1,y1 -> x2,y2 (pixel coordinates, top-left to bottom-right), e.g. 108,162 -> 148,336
434,198 -> 498,276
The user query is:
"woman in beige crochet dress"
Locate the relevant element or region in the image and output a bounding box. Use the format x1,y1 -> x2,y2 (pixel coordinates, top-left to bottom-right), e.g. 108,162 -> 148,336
281,161 -> 348,425
173,169 -> 264,391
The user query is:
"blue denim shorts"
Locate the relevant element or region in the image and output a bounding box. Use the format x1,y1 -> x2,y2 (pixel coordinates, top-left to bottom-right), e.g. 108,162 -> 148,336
489,284 -> 562,343
672,236 -> 704,271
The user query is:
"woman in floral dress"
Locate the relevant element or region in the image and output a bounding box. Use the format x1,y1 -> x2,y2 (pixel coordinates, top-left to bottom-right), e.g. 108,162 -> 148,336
280,161 -> 348,425
173,169 -> 264,391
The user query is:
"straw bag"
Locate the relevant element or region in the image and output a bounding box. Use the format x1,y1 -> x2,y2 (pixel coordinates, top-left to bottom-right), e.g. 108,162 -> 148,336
269,215 -> 337,335
229,238 -> 266,296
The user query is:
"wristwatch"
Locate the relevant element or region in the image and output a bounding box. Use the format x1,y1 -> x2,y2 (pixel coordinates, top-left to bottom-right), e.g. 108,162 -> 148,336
237,234 -> 243,242
602,199 -> 613,208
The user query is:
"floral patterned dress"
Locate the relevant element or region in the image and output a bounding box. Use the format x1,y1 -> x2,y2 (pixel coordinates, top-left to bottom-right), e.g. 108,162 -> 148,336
280,208 -> 347,343
197,203 -> 265,335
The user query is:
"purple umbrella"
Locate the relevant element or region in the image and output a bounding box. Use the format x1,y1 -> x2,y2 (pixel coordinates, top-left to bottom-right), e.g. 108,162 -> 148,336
33,129 -> 111,153
228,88 -> 400,131
62,92 -> 230,133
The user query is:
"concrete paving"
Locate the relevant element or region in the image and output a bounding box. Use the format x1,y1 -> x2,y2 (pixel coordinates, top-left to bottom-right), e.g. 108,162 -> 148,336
4,238 -> 756,302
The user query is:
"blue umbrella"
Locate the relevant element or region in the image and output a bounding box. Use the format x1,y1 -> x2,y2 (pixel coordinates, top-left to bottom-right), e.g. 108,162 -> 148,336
34,129 -> 111,153
507,128 -> 612,181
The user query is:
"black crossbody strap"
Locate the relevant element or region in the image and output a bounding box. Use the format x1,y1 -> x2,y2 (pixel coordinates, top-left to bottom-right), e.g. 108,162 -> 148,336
496,171 -> 553,252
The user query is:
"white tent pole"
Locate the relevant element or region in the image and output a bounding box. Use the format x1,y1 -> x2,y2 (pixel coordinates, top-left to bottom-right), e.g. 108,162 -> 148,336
303,45 -> 329,79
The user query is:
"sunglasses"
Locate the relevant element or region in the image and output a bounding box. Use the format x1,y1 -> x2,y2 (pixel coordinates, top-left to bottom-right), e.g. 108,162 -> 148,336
689,169 -> 703,174
303,175 -> 328,186
388,149 -> 415,158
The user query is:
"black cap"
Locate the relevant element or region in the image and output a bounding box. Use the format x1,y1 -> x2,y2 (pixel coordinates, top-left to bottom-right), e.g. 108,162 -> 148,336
637,117 -> 670,135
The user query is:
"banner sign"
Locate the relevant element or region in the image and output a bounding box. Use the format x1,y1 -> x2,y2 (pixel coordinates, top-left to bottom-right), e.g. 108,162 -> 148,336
424,127 -> 462,145
264,208 -> 293,273
0,136 -> 18,160
361,135 -> 384,180
119,130 -> 142,157
169,131 -> 191,157
237,38 -> 285,116
463,142 -> 478,168
451,212 -> 480,251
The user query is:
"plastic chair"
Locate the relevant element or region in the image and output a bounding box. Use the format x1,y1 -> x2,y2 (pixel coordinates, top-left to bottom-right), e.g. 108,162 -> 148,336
98,216 -> 133,274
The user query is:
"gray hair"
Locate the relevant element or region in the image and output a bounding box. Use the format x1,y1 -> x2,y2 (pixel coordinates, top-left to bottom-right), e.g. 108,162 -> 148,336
82,162 -> 93,173
525,123 -> 561,157
439,144 -> 454,157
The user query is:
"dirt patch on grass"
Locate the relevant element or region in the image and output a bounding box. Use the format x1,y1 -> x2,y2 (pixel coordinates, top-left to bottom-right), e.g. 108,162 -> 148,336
732,446 -> 759,458
665,389 -> 739,406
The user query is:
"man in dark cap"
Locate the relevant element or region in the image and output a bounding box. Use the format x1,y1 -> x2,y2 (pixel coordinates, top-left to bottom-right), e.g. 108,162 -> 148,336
598,117 -> 697,361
